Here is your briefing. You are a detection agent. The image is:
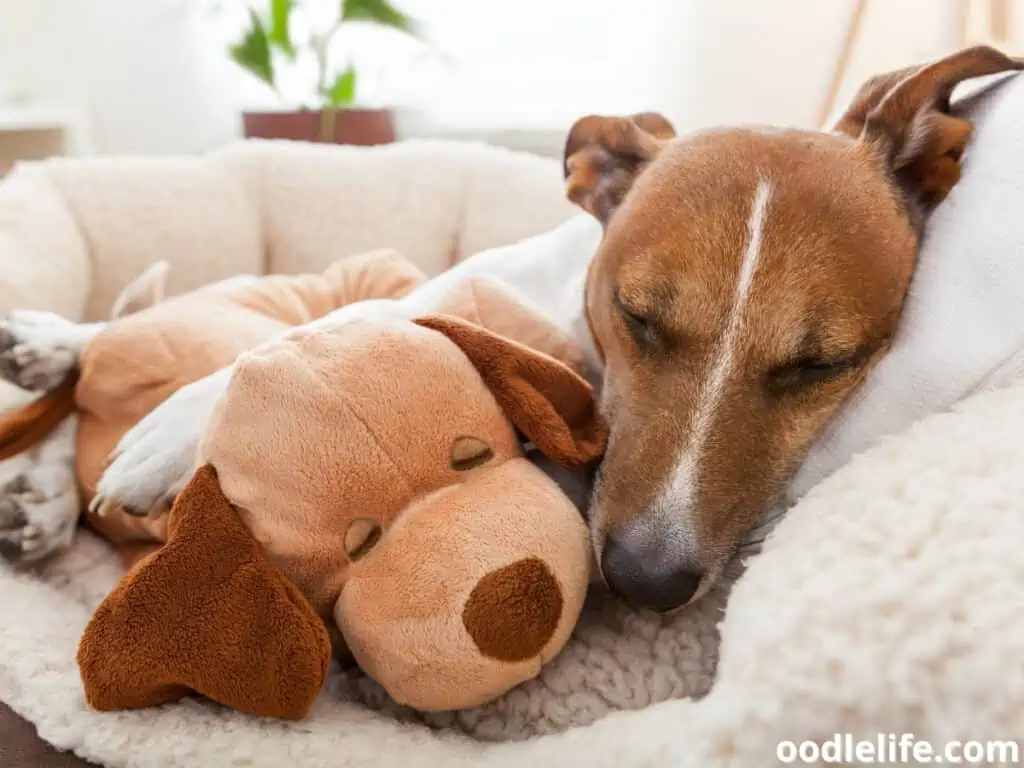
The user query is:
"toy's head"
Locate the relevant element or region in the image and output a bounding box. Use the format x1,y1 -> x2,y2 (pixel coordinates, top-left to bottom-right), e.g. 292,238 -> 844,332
79,283 -> 607,718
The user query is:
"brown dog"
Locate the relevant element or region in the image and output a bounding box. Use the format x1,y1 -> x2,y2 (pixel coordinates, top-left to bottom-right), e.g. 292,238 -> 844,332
565,46 -> 1023,611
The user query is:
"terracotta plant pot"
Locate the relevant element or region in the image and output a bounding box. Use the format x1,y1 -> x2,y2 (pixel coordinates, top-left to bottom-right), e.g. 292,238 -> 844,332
242,108 -> 396,146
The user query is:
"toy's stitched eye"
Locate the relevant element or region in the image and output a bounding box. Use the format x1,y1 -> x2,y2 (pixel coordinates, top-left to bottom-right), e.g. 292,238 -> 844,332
451,436 -> 493,471
345,518 -> 382,562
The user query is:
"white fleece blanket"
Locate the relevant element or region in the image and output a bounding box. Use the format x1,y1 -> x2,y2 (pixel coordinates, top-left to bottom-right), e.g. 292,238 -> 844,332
1,373 -> 1023,767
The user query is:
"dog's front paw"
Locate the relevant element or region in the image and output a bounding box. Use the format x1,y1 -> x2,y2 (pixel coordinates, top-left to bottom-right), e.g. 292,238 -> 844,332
0,310 -> 81,392
92,366 -> 231,518
91,440 -> 193,519
0,474 -> 77,564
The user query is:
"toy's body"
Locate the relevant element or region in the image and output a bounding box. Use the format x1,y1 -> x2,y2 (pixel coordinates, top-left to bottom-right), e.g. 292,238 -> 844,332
2,249 -> 604,718
76,249 -> 425,552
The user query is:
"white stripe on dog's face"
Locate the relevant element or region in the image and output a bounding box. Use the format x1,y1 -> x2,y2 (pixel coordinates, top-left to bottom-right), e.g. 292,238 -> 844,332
654,180 -> 773,526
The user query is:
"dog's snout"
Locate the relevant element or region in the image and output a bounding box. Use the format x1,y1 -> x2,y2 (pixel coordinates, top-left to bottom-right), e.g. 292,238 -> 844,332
599,521 -> 703,612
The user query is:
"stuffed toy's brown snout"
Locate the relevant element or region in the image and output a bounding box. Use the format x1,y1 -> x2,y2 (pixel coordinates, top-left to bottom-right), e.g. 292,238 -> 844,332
79,279 -> 606,717
336,456 -> 591,711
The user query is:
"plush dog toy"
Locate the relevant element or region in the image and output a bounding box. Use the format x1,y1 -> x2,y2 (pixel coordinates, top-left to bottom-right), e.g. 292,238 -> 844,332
24,250 -> 605,718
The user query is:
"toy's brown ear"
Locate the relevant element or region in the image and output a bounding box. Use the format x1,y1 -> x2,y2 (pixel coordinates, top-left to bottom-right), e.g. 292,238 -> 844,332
834,45 -> 1023,212
415,315 -> 608,469
77,464 -> 331,720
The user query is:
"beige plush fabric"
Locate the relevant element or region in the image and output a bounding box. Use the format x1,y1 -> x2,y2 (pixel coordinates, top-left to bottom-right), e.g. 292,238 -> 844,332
74,249 -> 427,519
0,139 -> 576,326
0,138 -> 575,412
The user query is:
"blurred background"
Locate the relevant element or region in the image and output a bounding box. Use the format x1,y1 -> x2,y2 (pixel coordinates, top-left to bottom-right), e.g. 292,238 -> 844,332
0,0 -> 1021,170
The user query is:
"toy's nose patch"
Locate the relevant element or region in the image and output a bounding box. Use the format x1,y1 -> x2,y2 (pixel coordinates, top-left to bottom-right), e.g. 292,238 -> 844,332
461,556 -> 563,662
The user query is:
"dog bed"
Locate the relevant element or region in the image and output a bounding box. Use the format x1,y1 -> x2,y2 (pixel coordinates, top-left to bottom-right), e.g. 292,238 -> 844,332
2,112 -> 1024,765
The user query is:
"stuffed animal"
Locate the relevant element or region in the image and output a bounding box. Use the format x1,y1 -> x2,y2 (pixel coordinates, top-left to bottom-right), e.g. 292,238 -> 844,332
62,251 -> 605,718
0,249 -> 429,565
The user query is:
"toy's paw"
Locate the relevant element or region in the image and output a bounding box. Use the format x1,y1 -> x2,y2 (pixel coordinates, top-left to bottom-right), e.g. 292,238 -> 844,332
0,310 -> 81,392
0,473 -> 77,563
92,368 -> 229,517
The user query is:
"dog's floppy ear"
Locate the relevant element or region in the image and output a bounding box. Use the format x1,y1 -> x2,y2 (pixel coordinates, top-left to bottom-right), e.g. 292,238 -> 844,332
563,112 -> 676,225
414,315 -> 608,469
77,464 -> 331,720
834,45 -> 1023,211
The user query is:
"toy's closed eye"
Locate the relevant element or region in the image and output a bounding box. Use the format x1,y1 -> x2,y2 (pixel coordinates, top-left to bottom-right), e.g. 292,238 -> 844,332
451,436 -> 493,471
345,518 -> 382,562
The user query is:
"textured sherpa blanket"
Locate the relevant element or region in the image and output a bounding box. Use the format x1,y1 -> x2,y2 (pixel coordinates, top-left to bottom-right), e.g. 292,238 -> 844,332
2,373 -> 1023,767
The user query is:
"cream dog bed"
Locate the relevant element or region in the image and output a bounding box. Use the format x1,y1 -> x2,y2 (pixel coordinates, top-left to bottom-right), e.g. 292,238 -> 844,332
2,122 -> 1024,765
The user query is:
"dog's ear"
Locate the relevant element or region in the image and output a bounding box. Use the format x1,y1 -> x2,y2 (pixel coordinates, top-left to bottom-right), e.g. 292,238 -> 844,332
109,260 -> 170,320
834,45 -> 1023,211
415,315 -> 608,469
77,464 -> 331,720
563,112 -> 676,225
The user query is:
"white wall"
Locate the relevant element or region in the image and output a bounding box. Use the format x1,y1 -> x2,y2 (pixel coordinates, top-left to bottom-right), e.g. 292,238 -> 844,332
0,0 -> 265,154
643,0 -> 966,134
401,0 -> 997,148
0,0 -> 1018,155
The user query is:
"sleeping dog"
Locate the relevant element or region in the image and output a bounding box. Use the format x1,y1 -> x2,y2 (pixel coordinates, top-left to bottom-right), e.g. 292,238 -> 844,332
3,47 -> 1023,614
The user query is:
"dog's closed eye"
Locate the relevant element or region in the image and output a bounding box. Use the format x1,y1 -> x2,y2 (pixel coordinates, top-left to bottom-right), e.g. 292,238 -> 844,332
614,290 -> 661,350
766,355 -> 861,395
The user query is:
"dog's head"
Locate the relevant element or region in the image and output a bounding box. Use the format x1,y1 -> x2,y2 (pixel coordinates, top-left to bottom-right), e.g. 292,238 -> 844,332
566,46 -> 1022,612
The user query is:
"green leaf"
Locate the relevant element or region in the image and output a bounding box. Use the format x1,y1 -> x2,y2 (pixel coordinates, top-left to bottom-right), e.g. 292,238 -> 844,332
325,67 -> 357,107
341,0 -> 420,36
228,10 -> 274,87
268,0 -> 296,58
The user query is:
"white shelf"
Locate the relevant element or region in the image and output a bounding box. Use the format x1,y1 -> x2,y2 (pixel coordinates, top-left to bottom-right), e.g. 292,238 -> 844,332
0,103 -> 79,130
0,101 -> 92,173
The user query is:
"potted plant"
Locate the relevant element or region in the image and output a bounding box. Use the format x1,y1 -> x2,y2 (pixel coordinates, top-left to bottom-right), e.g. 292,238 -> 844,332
229,0 -> 421,145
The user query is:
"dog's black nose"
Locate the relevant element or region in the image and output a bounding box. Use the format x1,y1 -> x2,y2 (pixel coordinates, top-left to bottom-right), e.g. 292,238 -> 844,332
600,531 -> 703,612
